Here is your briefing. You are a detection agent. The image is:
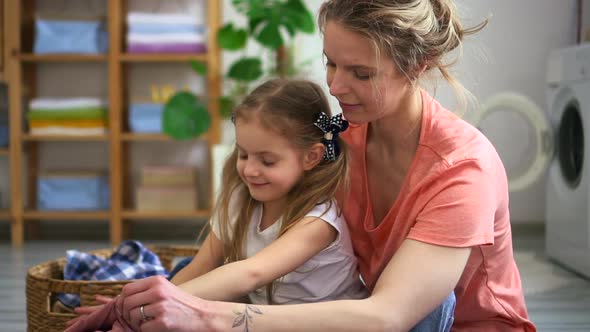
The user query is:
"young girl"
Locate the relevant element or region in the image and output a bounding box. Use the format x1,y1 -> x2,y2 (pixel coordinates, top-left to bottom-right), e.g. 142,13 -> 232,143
169,78 -> 368,305
66,78 -> 367,332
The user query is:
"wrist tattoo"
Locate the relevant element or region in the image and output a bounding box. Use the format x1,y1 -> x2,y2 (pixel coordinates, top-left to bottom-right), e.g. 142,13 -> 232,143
232,304 -> 263,331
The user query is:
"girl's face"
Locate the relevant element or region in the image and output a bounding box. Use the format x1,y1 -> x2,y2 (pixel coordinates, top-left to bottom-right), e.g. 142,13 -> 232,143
235,117 -> 310,206
323,21 -> 413,124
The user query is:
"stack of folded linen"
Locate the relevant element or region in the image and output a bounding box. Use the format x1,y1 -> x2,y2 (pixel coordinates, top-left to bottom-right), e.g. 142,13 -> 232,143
37,171 -> 110,211
126,12 -> 207,54
27,98 -> 108,136
128,102 -> 164,133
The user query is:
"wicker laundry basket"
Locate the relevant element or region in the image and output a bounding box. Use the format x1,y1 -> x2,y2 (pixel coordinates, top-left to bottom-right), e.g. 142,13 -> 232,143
26,245 -> 198,332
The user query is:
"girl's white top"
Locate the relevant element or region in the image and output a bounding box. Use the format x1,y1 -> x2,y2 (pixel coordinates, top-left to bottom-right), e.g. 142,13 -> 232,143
211,198 -> 369,305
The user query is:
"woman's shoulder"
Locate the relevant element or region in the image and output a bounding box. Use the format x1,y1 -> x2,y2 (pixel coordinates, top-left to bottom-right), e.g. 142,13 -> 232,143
421,96 -> 500,170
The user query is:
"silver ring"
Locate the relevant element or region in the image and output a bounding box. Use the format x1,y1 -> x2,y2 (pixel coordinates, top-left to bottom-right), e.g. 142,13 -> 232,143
140,305 -> 153,321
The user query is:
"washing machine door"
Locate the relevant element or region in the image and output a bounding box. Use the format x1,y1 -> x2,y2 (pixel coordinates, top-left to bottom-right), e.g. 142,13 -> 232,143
470,92 -> 553,192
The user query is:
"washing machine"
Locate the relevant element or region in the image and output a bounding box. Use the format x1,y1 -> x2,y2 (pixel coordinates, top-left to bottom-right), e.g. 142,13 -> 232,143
545,44 -> 589,277
470,44 -> 589,278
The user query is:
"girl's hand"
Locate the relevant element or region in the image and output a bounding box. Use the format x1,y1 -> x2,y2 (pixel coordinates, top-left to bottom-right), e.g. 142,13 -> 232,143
64,297 -> 119,332
119,276 -> 214,332
64,294 -> 114,328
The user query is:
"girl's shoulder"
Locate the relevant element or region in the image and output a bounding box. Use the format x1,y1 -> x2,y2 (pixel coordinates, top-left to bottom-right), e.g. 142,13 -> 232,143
303,200 -> 346,232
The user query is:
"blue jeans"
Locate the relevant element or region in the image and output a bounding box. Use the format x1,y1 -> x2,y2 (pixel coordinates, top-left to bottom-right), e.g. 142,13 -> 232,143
410,292 -> 455,332
169,258 -> 455,331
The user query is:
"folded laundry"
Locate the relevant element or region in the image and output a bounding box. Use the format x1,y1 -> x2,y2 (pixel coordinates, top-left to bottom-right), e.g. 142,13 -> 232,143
127,32 -> 206,44
34,18 -> 108,54
129,103 -> 163,133
128,23 -> 206,34
30,97 -> 108,110
127,12 -> 203,26
30,127 -> 107,136
37,172 -> 110,211
127,42 -> 206,54
27,108 -> 108,121
29,119 -> 108,128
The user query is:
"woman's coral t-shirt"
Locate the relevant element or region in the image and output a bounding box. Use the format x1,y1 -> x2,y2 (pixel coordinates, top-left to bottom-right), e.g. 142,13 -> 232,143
340,90 -> 536,331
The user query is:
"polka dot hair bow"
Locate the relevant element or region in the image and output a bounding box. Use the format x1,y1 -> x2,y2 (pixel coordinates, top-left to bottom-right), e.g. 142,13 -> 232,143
314,112 -> 349,161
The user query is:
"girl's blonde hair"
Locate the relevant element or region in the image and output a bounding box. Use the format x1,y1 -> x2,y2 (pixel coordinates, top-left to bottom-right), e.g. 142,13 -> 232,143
318,0 -> 488,112
212,78 -> 349,303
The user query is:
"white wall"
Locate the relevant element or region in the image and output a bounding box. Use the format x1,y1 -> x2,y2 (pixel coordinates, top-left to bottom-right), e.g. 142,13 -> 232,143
0,0 -> 579,223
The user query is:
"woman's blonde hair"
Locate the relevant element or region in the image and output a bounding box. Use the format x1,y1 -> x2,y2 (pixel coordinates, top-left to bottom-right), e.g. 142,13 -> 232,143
318,0 -> 487,112
212,78 -> 349,303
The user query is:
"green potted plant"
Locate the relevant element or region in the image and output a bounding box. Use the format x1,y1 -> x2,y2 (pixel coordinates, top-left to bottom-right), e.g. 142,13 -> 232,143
163,0 -> 315,141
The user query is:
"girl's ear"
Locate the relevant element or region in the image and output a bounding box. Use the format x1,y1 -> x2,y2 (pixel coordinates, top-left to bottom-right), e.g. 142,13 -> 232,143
303,143 -> 325,171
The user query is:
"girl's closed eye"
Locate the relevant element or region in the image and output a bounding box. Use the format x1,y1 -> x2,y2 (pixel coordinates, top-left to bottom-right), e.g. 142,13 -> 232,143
261,158 -> 276,167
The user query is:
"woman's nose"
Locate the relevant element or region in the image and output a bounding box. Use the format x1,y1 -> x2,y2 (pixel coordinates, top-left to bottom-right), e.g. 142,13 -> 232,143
328,69 -> 349,97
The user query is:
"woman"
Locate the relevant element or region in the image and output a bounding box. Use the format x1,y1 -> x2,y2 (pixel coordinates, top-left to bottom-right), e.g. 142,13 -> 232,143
95,1 -> 536,331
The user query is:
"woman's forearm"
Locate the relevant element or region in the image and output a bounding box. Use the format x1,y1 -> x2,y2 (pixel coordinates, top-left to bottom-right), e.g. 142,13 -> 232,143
204,298 -> 399,332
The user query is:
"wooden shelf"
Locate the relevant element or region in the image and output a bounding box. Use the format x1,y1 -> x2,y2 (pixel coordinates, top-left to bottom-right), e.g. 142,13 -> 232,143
19,54 -> 108,62
0,148 -> 8,156
119,53 -> 208,63
123,210 -> 210,219
121,132 -> 209,142
22,134 -> 110,141
23,210 -> 110,220
5,0 -> 221,246
0,209 -> 10,219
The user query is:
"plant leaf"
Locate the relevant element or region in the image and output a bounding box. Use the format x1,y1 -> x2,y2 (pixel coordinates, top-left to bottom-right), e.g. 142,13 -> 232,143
163,92 -> 211,140
256,21 -> 283,49
228,57 -> 263,82
218,23 -> 248,51
219,96 -> 236,119
283,0 -> 315,33
190,60 -> 207,76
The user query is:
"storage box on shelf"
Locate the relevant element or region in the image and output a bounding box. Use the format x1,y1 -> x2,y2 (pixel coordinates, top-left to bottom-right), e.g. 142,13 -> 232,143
136,165 -> 198,212
4,0 -> 221,246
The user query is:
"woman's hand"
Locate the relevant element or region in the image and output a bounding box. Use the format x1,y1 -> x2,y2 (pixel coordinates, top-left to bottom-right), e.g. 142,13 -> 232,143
119,275 -> 215,332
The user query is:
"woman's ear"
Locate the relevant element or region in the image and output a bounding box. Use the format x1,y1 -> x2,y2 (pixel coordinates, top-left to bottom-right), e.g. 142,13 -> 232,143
303,143 -> 326,170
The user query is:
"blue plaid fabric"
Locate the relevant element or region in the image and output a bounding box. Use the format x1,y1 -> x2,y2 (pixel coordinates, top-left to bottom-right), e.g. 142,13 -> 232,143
58,240 -> 168,308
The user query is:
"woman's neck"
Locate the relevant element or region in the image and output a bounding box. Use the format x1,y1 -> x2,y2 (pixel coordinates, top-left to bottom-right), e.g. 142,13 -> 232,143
368,87 -> 423,155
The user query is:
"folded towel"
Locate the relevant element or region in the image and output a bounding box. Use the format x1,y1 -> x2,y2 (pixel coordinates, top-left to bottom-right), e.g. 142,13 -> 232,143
127,42 -> 206,54
27,108 -> 108,121
38,174 -> 110,211
128,103 -> 164,133
127,12 -> 203,26
59,240 -> 168,308
30,127 -> 107,135
30,98 -> 107,110
128,23 -> 206,34
127,32 -> 206,44
29,119 -> 108,128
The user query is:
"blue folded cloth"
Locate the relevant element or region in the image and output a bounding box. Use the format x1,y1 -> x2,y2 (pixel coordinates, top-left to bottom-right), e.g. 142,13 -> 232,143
129,103 -> 164,133
59,240 -> 169,308
34,19 -> 108,54
37,176 -> 110,210
128,23 -> 205,34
